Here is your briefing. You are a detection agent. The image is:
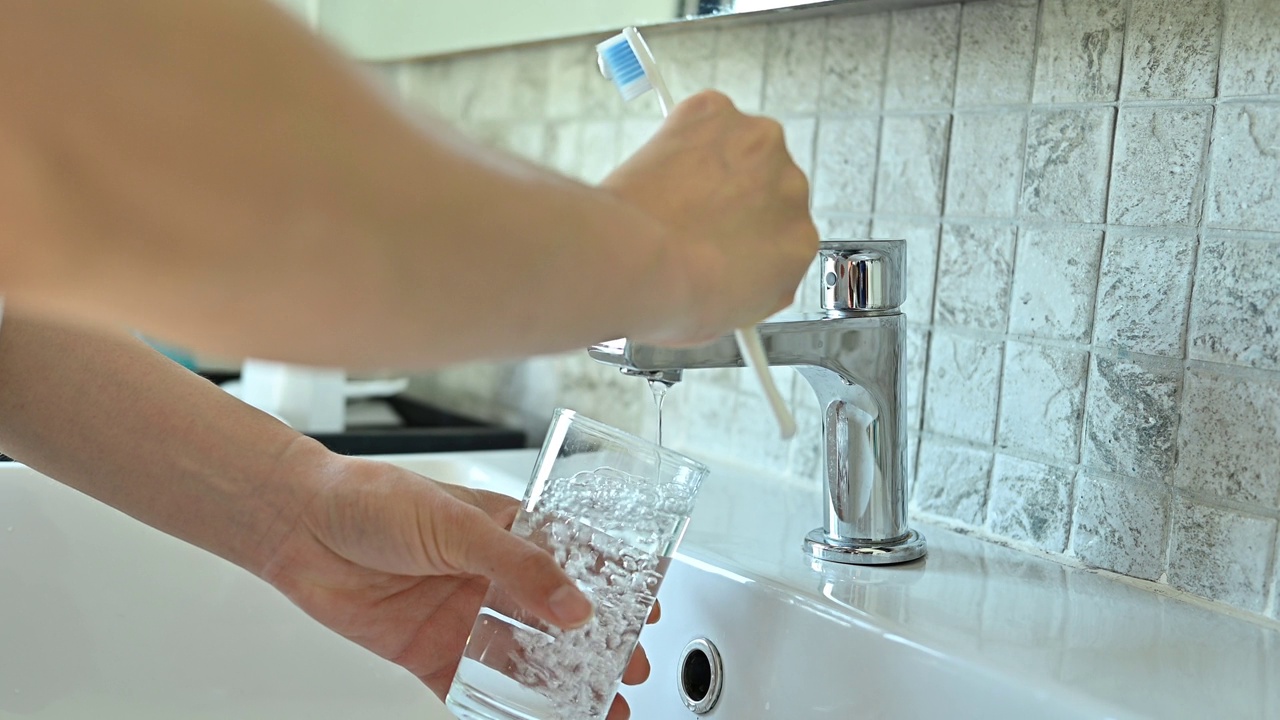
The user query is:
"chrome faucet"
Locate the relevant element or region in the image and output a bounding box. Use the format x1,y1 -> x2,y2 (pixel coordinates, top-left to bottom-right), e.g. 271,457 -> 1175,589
589,240 -> 926,565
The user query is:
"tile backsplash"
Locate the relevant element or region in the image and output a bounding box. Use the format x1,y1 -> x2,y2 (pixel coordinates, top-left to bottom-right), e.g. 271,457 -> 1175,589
375,0 -> 1280,621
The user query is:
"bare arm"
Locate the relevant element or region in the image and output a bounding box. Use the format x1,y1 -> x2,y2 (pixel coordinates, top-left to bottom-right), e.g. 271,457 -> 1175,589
0,0 -> 814,370
0,309 -> 596,623
0,309 -> 317,571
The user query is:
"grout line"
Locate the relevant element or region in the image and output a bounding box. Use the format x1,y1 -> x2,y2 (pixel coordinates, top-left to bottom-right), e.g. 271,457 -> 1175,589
867,6 -> 894,213
1062,465 -> 1081,556
1115,0 -> 1136,104
1265,524 -> 1280,620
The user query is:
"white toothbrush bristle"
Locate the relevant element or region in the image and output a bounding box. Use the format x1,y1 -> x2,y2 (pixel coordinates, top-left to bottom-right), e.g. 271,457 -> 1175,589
597,34 -> 653,101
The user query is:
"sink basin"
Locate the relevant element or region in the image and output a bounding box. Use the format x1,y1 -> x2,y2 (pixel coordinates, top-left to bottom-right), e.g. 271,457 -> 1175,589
2,449 -> 1277,720
0,451 -> 534,720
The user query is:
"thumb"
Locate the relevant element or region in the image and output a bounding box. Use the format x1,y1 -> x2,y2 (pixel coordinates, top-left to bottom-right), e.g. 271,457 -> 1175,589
444,505 -> 594,630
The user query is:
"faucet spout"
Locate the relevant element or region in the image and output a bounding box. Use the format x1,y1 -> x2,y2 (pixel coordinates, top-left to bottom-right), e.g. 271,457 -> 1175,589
590,240 -> 926,566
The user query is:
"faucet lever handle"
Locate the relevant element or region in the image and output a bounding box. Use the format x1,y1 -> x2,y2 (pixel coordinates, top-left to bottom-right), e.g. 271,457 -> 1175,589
819,240 -> 906,313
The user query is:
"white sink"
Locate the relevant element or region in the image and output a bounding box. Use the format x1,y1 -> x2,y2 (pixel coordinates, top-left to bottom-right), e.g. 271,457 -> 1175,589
2,449 -> 1277,720
0,451 -> 536,720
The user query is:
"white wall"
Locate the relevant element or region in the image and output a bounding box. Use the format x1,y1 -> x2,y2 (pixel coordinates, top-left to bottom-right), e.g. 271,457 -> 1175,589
314,0 -> 678,60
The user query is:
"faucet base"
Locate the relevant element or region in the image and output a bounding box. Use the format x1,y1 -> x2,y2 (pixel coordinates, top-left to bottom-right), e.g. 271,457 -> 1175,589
803,529 -> 927,566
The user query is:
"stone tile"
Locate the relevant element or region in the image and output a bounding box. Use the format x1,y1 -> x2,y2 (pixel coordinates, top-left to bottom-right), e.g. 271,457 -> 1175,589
954,0 -> 1038,106
924,332 -> 1003,444
913,439 -> 993,526
1032,0 -> 1126,103
907,433 -> 919,491
1272,552 -> 1280,623
493,122 -> 547,163
815,215 -> 871,240
764,18 -> 826,114
659,372 -> 740,455
1121,0 -> 1222,100
813,118 -> 880,213
790,253 -> 823,314
403,58 -> 471,122
713,23 -> 769,113
274,0 -> 317,25
1093,233 -> 1197,357
1176,368 -> 1280,510
874,115 -> 951,215
1189,237 -> 1280,370
729,371 -> 801,475
786,378 -> 825,482
1109,107 -> 1212,227
645,29 -> 718,108
821,14 -> 889,113
987,455 -> 1074,553
935,224 -> 1015,332
945,111 -> 1026,219
618,117 -> 664,160
884,5 -> 961,110
579,46 -> 626,119
361,62 -> 402,99
997,342 -> 1089,461
459,49 -> 550,123
1168,499 -> 1277,613
416,361 -> 508,420
906,327 -> 930,432
1219,0 -> 1280,97
1068,473 -> 1170,581
500,355 -> 565,439
546,43 -> 592,119
554,355 -> 652,438
870,219 -> 939,323
1207,105 -> 1280,231
508,48 -> 552,120
460,121 -> 511,152
1009,228 -> 1103,343
577,121 -> 621,184
1021,108 -> 1116,223
1082,356 -> 1181,483
781,117 -> 818,182
543,121 -> 584,177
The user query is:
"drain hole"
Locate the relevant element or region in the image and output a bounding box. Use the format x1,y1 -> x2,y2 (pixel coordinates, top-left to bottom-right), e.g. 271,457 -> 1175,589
681,649 -> 712,702
677,638 -> 722,714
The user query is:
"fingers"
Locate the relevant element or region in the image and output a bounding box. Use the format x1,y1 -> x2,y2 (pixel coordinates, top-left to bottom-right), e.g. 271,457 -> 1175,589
622,643 -> 651,685
433,482 -> 520,524
606,694 -> 631,720
442,504 -> 594,629
648,600 -> 661,624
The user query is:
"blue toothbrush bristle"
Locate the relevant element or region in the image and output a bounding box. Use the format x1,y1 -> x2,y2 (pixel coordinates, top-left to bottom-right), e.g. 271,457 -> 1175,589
599,37 -> 652,101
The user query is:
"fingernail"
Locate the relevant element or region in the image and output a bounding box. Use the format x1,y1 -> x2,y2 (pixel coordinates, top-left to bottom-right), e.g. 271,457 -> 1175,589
549,585 -> 594,627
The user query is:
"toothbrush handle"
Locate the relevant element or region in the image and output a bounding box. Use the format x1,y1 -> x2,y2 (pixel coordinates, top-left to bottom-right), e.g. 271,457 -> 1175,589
624,26 -> 676,117
735,327 -> 797,440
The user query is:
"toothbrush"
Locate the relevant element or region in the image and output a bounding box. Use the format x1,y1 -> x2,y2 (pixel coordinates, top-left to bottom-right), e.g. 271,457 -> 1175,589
597,27 -> 797,440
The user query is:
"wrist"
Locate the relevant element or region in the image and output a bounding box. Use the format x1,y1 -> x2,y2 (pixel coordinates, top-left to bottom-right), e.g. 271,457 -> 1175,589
593,186 -> 722,346
240,434 -> 338,579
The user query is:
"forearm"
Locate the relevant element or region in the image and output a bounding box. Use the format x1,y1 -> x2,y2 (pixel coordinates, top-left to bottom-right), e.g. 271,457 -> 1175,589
0,0 -> 692,369
0,310 -> 328,574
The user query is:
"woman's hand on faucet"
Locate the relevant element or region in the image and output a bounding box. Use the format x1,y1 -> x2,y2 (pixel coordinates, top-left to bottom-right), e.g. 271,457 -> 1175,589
601,90 -> 820,346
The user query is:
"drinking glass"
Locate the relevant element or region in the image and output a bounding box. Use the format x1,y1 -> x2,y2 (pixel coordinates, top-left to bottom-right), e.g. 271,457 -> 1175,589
445,408 -> 709,720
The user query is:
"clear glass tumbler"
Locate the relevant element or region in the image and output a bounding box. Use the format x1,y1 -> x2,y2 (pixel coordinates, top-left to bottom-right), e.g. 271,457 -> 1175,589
445,408 -> 709,720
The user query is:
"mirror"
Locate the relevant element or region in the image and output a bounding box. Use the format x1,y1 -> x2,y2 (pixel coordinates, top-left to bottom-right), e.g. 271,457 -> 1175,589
313,0 -> 938,61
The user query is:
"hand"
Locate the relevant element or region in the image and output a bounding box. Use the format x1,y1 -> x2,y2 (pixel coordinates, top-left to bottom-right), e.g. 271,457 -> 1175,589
259,447 -> 655,719
601,90 -> 819,346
